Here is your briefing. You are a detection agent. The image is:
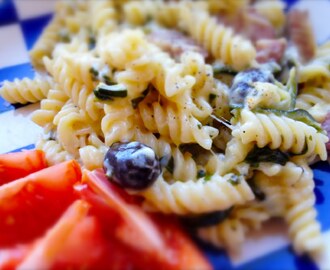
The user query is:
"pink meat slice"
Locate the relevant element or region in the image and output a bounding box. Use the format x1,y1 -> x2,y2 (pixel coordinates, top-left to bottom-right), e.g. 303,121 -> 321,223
256,38 -> 287,63
287,9 -> 316,62
322,112 -> 330,151
147,28 -> 208,59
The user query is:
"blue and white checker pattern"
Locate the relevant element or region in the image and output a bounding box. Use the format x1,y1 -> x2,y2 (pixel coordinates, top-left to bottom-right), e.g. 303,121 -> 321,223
0,1 -> 330,269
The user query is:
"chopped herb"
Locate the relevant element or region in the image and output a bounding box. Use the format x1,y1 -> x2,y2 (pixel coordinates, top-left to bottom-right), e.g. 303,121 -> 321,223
180,207 -> 233,228
209,93 -> 217,103
253,108 -> 324,133
102,75 -> 113,85
58,30 -> 70,42
94,82 -> 127,100
212,63 -> 238,75
204,174 -> 212,181
286,68 -> 297,109
245,145 -> 289,166
197,124 -> 202,129
166,156 -> 174,174
159,156 -> 174,174
89,67 -> 99,81
197,169 -> 206,178
248,178 -> 266,201
131,87 -> 150,109
88,34 -> 96,50
227,174 -> 241,185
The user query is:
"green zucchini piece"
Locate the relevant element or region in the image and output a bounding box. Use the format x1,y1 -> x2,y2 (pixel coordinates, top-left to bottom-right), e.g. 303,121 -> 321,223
94,82 -> 127,100
212,62 -> 238,75
245,145 -> 290,166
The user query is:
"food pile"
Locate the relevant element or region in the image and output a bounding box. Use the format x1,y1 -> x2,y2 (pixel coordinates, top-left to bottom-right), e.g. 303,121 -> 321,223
0,0 -> 330,266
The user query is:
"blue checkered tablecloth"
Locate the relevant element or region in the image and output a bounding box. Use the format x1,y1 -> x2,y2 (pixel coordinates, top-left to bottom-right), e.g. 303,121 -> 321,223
0,1 -> 329,269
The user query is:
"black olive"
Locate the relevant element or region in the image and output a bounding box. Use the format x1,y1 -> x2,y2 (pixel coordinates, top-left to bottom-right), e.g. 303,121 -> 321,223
229,68 -> 274,105
180,208 -> 233,228
103,142 -> 161,190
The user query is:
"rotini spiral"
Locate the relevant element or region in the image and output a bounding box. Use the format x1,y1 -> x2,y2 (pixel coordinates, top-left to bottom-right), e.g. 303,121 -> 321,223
101,99 -> 138,147
139,173 -> 255,215
88,0 -> 117,37
31,86 -> 69,132
296,84 -> 330,122
232,109 -> 328,160
35,138 -> 73,166
137,95 -> 218,149
0,76 -> 53,104
180,9 -> 256,70
197,203 -> 269,252
285,191 -> 323,255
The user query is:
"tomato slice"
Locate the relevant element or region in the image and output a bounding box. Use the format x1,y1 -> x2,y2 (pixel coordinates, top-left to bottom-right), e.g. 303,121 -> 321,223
0,150 -> 47,185
79,169 -> 211,270
0,160 -> 81,247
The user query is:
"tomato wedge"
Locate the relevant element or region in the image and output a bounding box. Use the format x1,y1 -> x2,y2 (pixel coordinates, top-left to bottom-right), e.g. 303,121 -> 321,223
0,160 -> 81,247
79,169 -> 211,270
0,150 -> 47,185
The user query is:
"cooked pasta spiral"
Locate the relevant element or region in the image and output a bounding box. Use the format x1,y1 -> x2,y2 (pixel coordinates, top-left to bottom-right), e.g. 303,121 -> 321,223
232,109 -> 328,160
139,173 -> 254,215
180,9 -> 256,70
0,76 -> 53,105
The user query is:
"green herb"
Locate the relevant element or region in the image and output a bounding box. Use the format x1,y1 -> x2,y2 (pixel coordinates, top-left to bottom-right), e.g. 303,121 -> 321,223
165,156 -> 174,174
160,155 -> 174,174
204,174 -> 213,181
94,82 -> 127,100
248,178 -> 266,201
102,75 -> 113,85
58,30 -> 70,43
253,108 -> 324,133
197,170 -> 206,178
89,67 -> 99,81
131,88 -> 150,109
286,67 -> 297,109
209,93 -> 217,103
180,207 -> 233,228
197,124 -> 202,129
212,63 -> 238,75
245,145 -> 289,166
88,34 -> 96,50
227,174 -> 241,185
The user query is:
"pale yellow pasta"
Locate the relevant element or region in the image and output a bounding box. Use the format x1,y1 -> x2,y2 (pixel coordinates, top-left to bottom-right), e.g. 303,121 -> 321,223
253,0 -> 286,32
180,9 -> 256,70
232,109 -> 328,160
35,138 -> 73,166
0,76 -> 52,105
31,86 -> 69,132
139,173 -> 254,215
296,84 -> 330,123
101,99 -> 138,147
137,96 -> 218,149
198,203 -> 269,252
88,0 -> 117,36
244,82 -> 291,110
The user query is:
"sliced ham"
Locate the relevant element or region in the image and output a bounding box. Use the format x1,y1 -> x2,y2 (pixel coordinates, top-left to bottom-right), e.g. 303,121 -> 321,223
147,27 -> 208,59
322,111 -> 330,151
256,38 -> 287,63
287,9 -> 316,62
216,8 -> 276,43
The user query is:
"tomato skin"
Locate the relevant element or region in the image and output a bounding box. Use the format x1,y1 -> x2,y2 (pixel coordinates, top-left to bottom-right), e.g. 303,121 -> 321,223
0,160 -> 81,247
79,169 -> 212,270
0,150 -> 47,185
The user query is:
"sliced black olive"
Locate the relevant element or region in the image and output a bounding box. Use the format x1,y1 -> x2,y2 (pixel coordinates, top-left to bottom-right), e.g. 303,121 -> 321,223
103,142 -> 161,190
181,208 -> 233,228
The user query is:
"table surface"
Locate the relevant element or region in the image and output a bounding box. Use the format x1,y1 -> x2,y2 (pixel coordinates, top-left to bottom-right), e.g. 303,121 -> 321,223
0,1 -> 329,269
